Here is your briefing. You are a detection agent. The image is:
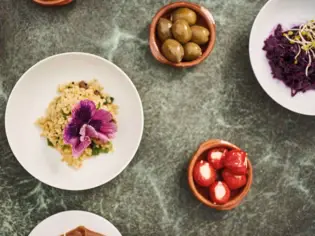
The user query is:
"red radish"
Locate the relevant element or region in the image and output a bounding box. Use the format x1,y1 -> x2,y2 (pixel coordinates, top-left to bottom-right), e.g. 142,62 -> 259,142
209,181 -> 230,205
207,148 -> 227,169
224,149 -> 248,175
222,169 -> 247,190
193,160 -> 216,187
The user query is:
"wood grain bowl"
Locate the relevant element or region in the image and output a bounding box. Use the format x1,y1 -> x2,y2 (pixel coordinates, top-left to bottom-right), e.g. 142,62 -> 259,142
33,0 -> 73,6
188,139 -> 253,210
149,1 -> 216,68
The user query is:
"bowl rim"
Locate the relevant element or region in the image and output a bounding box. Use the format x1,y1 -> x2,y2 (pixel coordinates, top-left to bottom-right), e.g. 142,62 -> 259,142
33,0 -> 69,6
149,1 -> 216,68
188,139 -> 253,210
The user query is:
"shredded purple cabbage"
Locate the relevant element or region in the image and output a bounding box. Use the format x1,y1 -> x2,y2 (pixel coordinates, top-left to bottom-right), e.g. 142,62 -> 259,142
263,24 -> 315,96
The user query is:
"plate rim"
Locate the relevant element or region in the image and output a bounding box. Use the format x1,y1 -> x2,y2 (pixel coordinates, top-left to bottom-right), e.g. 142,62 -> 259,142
28,210 -> 122,236
249,0 -> 315,116
5,52 -> 144,190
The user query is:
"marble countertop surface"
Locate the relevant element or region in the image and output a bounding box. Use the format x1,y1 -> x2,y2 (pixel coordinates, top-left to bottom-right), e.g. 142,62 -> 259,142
0,0 -> 315,235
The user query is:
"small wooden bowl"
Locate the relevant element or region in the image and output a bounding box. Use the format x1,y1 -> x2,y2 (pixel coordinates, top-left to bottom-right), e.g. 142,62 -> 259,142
33,0 -> 72,6
188,139 -> 253,210
149,2 -> 216,68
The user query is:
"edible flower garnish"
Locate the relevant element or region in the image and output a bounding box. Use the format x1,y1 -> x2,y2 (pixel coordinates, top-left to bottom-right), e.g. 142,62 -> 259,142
63,100 -> 117,157
282,20 -> 315,76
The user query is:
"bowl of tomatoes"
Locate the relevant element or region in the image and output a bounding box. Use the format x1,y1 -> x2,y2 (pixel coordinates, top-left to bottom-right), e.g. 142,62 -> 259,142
188,139 -> 253,210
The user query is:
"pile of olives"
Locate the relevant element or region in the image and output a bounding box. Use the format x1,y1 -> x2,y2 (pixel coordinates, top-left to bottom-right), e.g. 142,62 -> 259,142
157,7 -> 210,63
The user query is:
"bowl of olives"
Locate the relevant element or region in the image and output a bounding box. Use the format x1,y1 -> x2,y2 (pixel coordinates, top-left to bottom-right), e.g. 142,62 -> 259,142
149,2 -> 216,68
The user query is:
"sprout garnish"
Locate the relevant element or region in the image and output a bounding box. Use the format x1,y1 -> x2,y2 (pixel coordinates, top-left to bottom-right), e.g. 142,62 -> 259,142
283,20 -> 315,76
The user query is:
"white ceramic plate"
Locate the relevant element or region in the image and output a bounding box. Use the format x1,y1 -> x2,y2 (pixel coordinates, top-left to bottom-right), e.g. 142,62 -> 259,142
29,210 -> 122,236
249,0 -> 315,115
5,52 -> 143,190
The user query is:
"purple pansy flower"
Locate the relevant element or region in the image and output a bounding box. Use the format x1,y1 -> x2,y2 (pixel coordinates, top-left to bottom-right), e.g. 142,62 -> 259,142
63,100 -> 117,157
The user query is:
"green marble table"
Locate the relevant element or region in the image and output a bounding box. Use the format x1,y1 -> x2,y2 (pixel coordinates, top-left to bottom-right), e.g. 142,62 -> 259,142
0,0 -> 315,235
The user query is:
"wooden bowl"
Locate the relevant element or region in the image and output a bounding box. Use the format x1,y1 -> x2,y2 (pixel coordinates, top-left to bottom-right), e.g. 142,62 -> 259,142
33,0 -> 72,6
149,2 -> 216,68
188,139 -> 253,210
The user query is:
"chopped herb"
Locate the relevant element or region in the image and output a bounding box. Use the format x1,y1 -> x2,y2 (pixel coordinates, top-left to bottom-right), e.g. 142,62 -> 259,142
104,96 -> 114,105
97,102 -> 101,109
91,141 -> 101,155
102,148 -> 109,153
47,139 -> 54,147
91,145 -> 110,156
61,110 -> 70,119
92,146 -> 101,156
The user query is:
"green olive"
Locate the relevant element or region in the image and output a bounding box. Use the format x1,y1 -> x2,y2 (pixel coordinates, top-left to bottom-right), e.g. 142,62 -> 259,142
171,20 -> 192,44
171,8 -> 197,25
183,42 -> 202,61
157,18 -> 173,42
191,25 -> 210,45
161,39 -> 184,63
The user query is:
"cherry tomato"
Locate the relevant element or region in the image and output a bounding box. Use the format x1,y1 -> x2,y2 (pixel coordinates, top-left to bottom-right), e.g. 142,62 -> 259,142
224,149 -> 247,175
222,169 -> 247,190
207,148 -> 228,169
209,181 -> 231,205
193,160 -> 216,187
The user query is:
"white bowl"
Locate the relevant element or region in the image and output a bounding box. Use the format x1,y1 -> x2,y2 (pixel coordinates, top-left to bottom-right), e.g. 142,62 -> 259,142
5,52 -> 144,190
29,210 -> 121,236
249,0 -> 315,115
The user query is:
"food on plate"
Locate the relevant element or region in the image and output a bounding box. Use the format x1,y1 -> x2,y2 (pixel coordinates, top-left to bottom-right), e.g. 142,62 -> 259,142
172,19 -> 192,44
62,226 -> 104,236
207,148 -> 227,170
156,7 -> 211,62
161,39 -> 184,63
224,150 -> 247,175
79,80 -> 89,89
157,18 -> 173,42
263,20 -> 315,96
183,42 -> 202,61
192,146 -> 249,205
209,181 -> 231,205
171,7 -> 197,25
36,80 -> 118,168
193,160 -> 216,187
191,25 -> 210,45
222,169 -> 247,190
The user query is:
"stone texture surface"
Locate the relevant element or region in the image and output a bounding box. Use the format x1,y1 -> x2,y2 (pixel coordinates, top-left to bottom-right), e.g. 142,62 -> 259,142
0,0 -> 315,235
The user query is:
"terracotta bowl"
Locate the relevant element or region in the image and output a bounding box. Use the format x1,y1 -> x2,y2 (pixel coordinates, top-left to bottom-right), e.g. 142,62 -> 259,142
188,139 -> 253,210
33,0 -> 72,6
149,2 -> 216,68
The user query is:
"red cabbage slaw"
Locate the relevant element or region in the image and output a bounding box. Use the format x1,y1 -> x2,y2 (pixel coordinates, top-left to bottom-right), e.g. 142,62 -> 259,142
263,21 -> 315,97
